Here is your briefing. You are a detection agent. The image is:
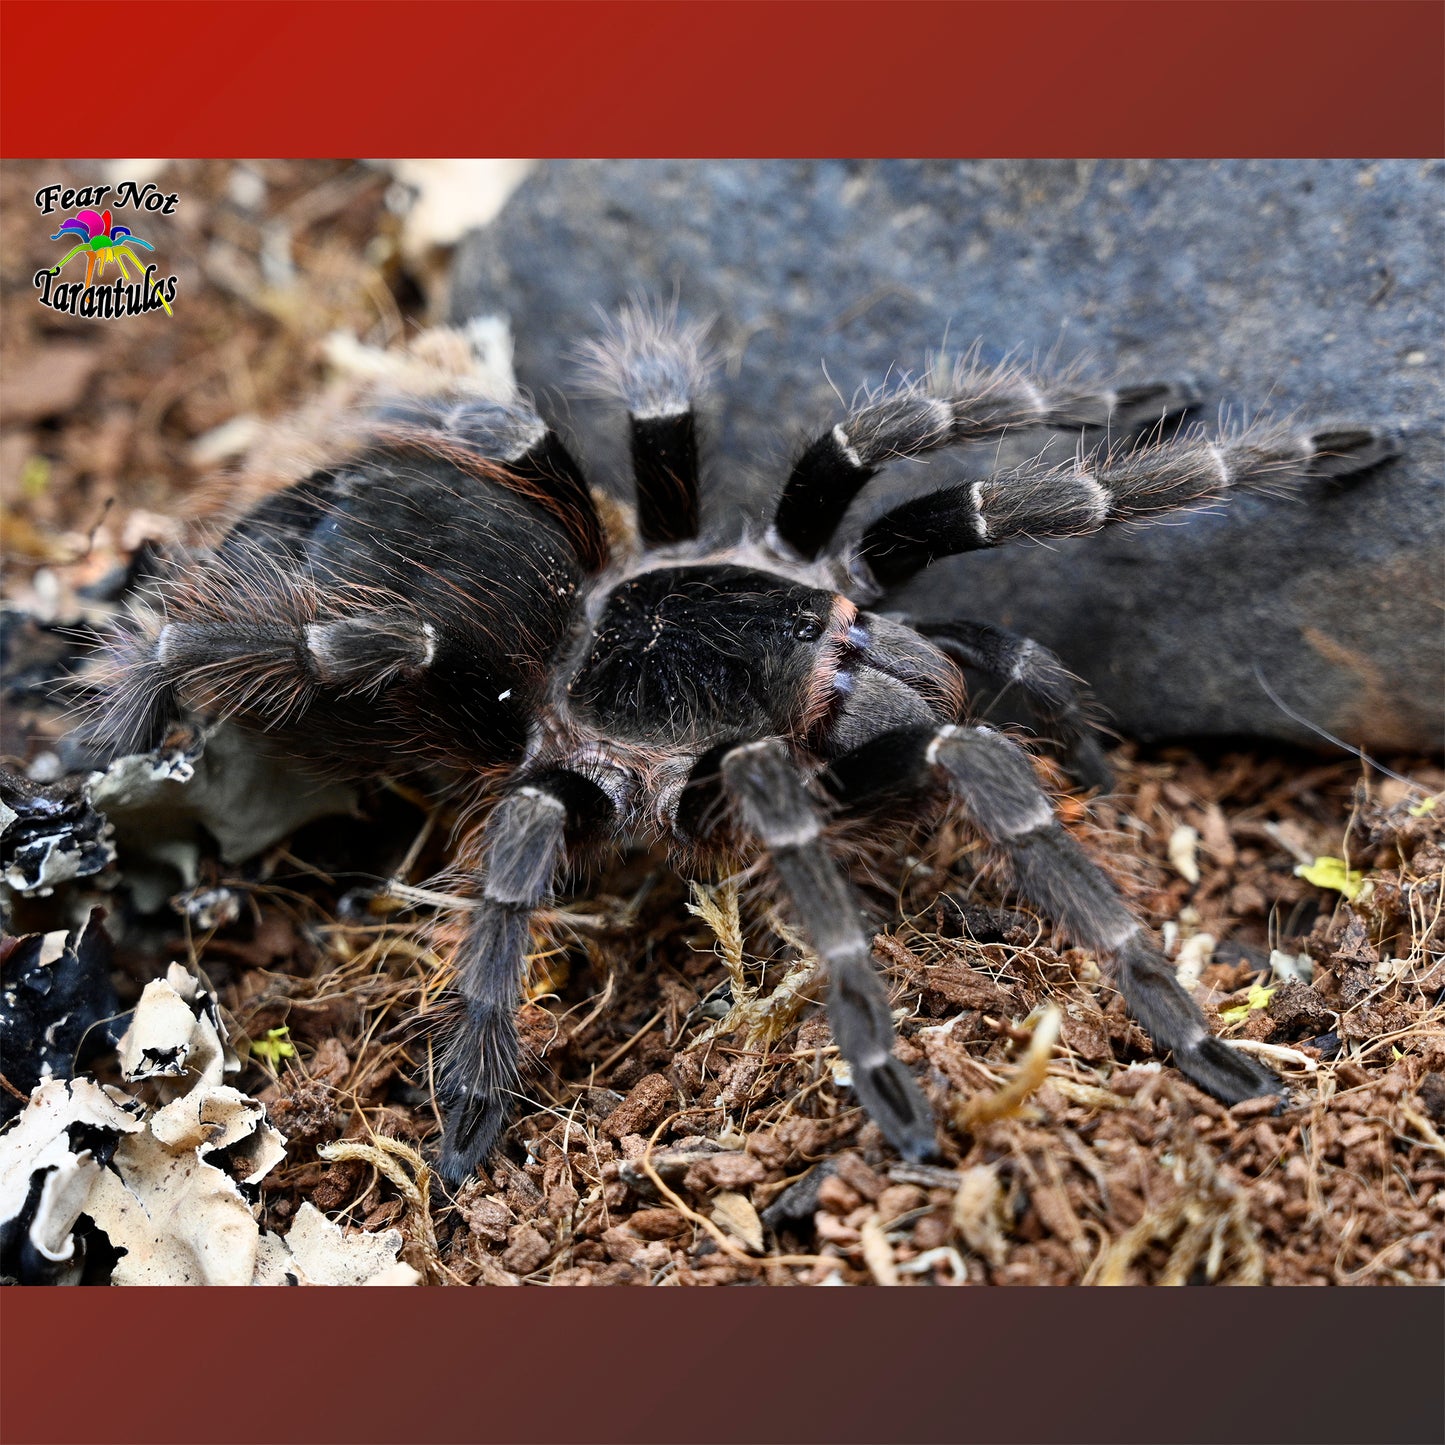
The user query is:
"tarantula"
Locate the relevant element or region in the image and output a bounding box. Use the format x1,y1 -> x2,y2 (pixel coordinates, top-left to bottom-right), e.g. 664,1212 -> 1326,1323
90,308 -> 1399,1183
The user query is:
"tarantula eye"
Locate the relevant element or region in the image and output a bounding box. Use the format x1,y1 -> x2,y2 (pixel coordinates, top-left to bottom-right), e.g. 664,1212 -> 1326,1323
793,614 -> 824,642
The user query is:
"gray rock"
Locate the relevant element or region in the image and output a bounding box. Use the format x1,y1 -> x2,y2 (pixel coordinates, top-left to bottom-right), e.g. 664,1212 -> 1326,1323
450,160 -> 1443,753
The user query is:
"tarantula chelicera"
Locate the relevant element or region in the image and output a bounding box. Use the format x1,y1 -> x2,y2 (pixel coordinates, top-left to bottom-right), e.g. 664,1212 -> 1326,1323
91,308 -> 1400,1182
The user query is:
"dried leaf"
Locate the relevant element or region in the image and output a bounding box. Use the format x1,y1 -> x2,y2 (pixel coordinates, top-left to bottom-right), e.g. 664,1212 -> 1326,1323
278,1203 -> 416,1286
710,1191 -> 764,1253
88,1127 -> 268,1286
0,966 -> 307,1286
118,963 -> 230,1090
0,1079 -> 144,1284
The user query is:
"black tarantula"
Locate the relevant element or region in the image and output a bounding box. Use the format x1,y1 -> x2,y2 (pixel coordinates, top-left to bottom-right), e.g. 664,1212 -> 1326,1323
91,308 -> 1400,1183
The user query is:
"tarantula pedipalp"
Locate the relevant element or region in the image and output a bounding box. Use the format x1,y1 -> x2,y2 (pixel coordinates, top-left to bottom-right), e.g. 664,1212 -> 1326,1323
91,308 -> 1400,1182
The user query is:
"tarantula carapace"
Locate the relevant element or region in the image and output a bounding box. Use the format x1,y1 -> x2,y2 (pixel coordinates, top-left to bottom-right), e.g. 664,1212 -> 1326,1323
93,308 -> 1399,1182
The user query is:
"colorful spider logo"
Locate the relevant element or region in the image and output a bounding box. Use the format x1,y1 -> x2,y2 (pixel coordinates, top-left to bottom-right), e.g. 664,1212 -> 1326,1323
47,209 -> 173,314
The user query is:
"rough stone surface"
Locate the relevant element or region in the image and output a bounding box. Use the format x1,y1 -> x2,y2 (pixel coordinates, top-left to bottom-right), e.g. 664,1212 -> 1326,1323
450,159 -> 1443,753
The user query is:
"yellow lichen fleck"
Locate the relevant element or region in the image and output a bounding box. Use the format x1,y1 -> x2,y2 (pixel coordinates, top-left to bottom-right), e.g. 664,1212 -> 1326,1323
249,1026 -> 296,1068
1294,856 -> 1364,899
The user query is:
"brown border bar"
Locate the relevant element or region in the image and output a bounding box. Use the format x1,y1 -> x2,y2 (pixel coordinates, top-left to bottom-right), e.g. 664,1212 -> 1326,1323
3,1287 -> 1442,1444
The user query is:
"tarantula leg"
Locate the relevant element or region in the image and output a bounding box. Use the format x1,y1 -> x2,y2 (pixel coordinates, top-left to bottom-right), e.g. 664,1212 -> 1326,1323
92,619 -> 316,749
913,617 -> 1113,792
821,724 -> 1282,1106
769,363 -> 1199,561
852,420 -> 1403,590
578,302 -> 713,546
303,611 -> 437,690
697,738 -> 937,1161
94,610 -> 438,750
436,771 -> 614,1184
159,610 -> 436,694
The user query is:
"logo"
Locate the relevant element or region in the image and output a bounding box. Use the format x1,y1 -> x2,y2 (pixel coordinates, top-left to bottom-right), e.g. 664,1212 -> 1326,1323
32,180 -> 179,319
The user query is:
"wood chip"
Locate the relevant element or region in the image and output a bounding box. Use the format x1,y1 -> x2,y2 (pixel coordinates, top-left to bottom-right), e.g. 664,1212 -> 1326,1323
952,1165 -> 1008,1266
859,1215 -> 899,1286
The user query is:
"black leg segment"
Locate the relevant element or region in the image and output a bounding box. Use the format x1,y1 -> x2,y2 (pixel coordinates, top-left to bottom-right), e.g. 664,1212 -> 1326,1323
822,724 -> 1282,1107
629,412 -> 701,545
436,771 -> 613,1182
769,360 -> 1200,562
853,419 -> 1402,590
578,302 -> 713,547
701,738 -> 938,1161
917,618 -> 1112,791
771,394 -> 951,562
